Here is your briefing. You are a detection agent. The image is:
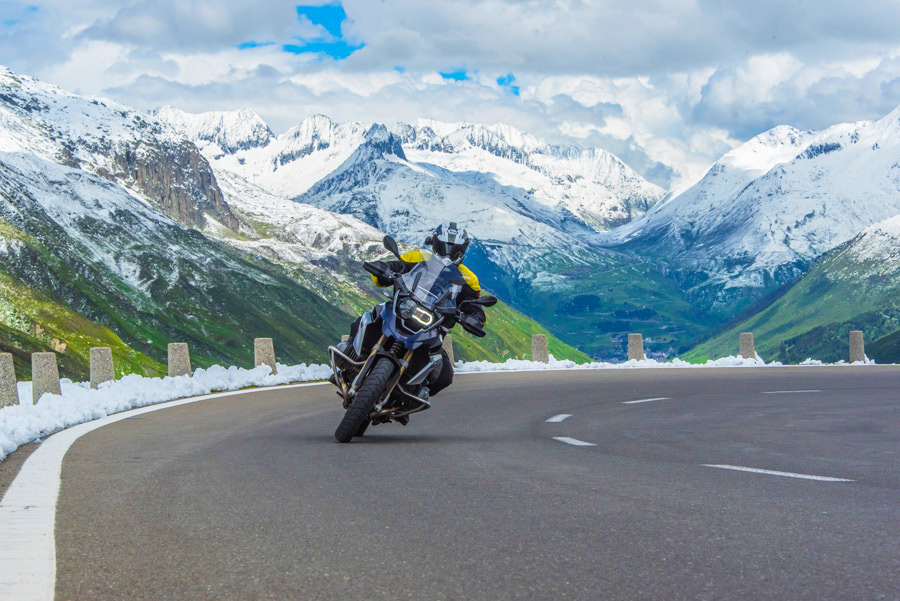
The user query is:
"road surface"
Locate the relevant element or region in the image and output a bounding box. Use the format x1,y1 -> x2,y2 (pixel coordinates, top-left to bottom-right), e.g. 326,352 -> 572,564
49,367 -> 900,600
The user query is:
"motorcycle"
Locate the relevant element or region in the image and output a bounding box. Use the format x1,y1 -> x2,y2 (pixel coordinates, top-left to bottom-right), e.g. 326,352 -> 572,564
328,235 -> 496,443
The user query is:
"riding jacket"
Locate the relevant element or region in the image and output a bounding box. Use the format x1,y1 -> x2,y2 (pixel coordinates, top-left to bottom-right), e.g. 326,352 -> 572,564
370,250 -> 487,325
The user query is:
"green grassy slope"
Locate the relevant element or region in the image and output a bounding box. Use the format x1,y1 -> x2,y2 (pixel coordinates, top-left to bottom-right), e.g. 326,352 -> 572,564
465,243 -> 711,361
0,272 -> 164,380
868,328 -> 900,363
450,298 -> 590,363
683,233 -> 900,364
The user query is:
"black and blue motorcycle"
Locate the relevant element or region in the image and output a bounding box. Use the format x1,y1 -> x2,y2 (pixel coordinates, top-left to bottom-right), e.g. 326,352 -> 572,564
328,236 -> 496,443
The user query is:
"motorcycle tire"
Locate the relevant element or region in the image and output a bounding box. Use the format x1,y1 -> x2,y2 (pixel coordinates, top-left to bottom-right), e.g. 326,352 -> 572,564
334,357 -> 393,443
354,420 -> 370,437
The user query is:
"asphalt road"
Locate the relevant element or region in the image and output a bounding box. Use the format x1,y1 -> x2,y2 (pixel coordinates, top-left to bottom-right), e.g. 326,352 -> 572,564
54,367 -> 900,600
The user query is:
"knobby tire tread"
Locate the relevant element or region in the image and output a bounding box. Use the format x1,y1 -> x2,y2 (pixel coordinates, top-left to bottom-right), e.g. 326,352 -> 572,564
334,358 -> 392,442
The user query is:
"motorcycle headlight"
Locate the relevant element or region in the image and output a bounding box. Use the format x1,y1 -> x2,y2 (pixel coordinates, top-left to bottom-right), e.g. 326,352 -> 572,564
398,299 -> 417,319
411,306 -> 435,327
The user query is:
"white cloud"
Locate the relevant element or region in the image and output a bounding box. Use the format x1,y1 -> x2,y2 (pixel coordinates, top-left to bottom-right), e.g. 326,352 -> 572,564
2,0 -> 900,189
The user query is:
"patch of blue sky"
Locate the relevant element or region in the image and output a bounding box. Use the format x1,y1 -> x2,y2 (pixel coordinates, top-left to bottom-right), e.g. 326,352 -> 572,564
283,40 -> 364,60
440,69 -> 470,81
236,40 -> 275,50
497,73 -> 520,95
286,2 -> 364,60
296,2 -> 347,38
1,3 -> 38,27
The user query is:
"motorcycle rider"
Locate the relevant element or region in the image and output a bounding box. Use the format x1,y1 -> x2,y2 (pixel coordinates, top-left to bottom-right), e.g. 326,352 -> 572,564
336,222 -> 486,402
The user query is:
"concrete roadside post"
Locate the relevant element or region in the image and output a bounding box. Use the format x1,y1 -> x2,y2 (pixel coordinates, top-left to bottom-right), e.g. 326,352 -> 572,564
32,352 -> 61,404
167,343 -> 192,377
90,347 -> 115,389
627,333 -> 645,361
254,337 -> 278,375
0,353 -> 18,407
532,334 -> 549,364
849,330 -> 865,363
739,332 -> 756,360
442,333 -> 455,365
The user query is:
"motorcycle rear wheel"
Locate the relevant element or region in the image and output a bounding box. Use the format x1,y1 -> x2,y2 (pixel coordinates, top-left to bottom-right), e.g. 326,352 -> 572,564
334,357 -> 393,443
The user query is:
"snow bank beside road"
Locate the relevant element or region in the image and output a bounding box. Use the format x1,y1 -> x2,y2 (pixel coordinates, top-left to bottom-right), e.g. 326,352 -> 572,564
456,355 -> 772,372
456,354 -> 879,372
0,363 -> 330,462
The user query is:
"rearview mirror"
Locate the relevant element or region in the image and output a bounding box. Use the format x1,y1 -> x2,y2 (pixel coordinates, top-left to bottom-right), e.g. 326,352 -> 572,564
478,295 -> 498,307
383,235 -> 402,260
462,295 -> 498,307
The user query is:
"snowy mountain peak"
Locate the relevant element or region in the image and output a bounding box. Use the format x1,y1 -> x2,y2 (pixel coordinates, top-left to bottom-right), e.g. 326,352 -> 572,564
604,102 -> 900,317
153,106 -> 274,155
363,123 -> 407,159
0,67 -> 237,230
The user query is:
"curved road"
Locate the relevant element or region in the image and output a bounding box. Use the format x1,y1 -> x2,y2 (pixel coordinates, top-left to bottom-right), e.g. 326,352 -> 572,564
51,367 -> 899,600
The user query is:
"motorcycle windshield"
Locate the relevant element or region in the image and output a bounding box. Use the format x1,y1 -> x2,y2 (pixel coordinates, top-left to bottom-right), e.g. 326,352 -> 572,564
400,249 -> 464,309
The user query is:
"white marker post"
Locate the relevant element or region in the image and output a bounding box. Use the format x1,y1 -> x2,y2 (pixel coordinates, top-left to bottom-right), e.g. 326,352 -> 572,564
167,343 -> 192,377
254,338 -> 277,375
31,352 -> 60,404
89,347 -> 115,389
0,352 -> 18,407
627,333 -> 645,361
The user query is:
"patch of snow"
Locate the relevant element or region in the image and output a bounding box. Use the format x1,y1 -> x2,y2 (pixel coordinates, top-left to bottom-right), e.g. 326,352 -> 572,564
457,354 -> 884,372
0,362 -> 330,462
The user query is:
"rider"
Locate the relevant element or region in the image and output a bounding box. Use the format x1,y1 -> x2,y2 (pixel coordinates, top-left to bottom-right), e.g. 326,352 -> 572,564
338,222 -> 486,399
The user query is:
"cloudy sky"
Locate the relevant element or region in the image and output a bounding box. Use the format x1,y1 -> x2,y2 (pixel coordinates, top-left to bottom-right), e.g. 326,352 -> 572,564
2,0 -> 900,188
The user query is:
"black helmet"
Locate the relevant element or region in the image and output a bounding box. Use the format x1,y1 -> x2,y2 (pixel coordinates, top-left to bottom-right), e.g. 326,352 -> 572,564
426,222 -> 470,264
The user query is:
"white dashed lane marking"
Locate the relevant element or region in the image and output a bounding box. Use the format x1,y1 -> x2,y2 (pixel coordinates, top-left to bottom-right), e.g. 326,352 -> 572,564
552,437 -> 596,447
546,414 -> 572,423
762,390 -> 822,394
622,397 -> 669,405
702,464 -> 853,482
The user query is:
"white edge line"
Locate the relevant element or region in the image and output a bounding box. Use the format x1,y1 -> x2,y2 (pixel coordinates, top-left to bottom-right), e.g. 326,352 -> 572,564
552,436 -> 596,447
762,390 -> 822,394
622,397 -> 670,404
702,464 -> 853,482
0,381 -> 326,601
545,414 -> 572,423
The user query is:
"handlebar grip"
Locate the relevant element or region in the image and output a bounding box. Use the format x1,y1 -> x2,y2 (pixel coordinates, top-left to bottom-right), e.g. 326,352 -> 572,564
363,262 -> 384,277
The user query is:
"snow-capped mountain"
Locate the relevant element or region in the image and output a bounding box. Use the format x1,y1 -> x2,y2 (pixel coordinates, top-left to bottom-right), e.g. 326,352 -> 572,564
155,108 -> 370,200
0,145 -> 354,374
0,66 -> 588,370
153,106 -> 275,154
605,107 -> 900,315
688,213 -> 900,363
156,109 -> 665,251
397,119 -> 664,230
0,67 -> 236,231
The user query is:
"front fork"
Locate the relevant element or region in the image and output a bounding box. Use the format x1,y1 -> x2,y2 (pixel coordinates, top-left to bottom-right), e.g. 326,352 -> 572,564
329,335 -> 430,419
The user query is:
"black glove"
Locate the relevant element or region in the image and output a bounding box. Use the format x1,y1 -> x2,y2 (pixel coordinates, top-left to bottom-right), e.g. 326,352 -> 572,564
364,260 -> 391,285
459,313 -> 486,337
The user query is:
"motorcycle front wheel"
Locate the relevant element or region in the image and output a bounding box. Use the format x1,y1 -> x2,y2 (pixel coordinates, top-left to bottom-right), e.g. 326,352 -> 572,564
334,357 -> 393,443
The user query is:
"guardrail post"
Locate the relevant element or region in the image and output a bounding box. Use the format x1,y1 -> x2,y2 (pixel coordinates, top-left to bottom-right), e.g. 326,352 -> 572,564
442,333 -> 455,364
627,333 -> 645,361
739,332 -> 756,359
90,347 -> 115,389
254,337 -> 278,375
32,352 -> 61,403
167,343 -> 192,377
532,334 -> 549,364
849,330 -> 865,363
0,353 -> 18,407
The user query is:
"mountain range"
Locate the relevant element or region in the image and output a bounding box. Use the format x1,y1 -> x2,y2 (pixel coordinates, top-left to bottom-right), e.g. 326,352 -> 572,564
0,66 -> 588,379
2,63 -> 900,369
